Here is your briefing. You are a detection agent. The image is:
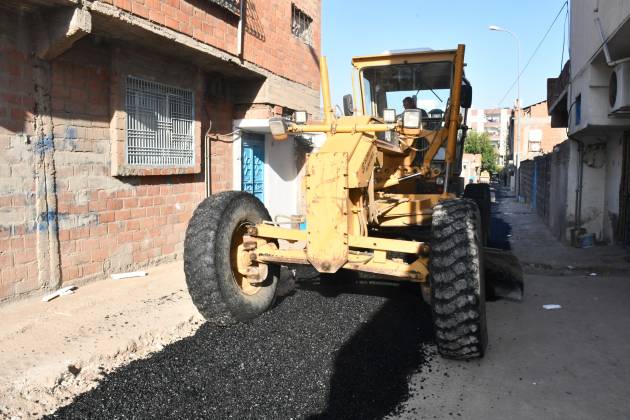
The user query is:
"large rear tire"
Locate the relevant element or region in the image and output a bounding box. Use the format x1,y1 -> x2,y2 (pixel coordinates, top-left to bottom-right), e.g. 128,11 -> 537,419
184,191 -> 279,325
430,199 -> 488,359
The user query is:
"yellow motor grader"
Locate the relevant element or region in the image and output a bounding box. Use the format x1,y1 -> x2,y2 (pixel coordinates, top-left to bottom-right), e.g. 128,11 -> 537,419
185,45 -> 493,359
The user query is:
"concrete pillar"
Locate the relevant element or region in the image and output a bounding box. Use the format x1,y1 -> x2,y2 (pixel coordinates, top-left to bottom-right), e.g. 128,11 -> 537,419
36,6 -> 92,60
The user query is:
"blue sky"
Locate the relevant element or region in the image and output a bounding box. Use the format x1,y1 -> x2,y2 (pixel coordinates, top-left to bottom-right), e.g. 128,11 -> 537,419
322,0 -> 569,111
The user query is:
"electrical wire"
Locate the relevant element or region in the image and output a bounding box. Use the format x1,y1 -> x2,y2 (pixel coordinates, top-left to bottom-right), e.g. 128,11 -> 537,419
560,5 -> 569,73
497,1 -> 569,106
206,128 -> 241,143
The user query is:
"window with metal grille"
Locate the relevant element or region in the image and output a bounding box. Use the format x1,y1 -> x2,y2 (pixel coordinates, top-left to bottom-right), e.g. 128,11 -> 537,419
291,4 -> 312,46
125,76 -> 194,167
208,0 -> 240,16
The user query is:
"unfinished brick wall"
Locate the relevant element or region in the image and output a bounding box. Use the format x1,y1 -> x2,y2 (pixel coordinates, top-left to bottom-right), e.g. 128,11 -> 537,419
517,101 -> 567,160
0,12 -> 39,299
0,25 -> 235,301
98,0 -> 321,90
0,0 -> 322,302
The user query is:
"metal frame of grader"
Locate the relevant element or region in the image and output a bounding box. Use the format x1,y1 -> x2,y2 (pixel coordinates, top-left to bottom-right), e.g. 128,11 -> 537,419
234,45 -> 468,288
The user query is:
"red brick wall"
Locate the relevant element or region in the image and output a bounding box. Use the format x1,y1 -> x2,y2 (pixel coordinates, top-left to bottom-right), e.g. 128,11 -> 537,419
0,21 -> 234,301
0,11 -> 38,299
50,41 -> 226,287
100,0 -> 321,90
0,0 -> 321,302
517,101 -> 567,161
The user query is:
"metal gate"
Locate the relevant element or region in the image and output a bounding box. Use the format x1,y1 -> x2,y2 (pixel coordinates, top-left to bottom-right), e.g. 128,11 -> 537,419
618,131 -> 630,247
241,133 -> 265,202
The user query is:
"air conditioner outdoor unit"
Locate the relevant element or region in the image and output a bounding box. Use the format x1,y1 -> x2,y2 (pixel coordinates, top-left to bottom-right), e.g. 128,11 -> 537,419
609,62 -> 630,115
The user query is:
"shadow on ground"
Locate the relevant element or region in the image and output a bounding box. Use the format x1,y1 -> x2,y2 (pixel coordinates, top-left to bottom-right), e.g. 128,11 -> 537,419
48,279 -> 435,419
488,188 -> 513,251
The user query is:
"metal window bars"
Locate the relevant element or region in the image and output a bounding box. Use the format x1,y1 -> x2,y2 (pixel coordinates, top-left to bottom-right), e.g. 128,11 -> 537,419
291,4 -> 312,46
125,76 -> 194,167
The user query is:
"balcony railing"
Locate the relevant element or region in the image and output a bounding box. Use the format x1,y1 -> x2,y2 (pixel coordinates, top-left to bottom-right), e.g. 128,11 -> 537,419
208,0 -> 240,16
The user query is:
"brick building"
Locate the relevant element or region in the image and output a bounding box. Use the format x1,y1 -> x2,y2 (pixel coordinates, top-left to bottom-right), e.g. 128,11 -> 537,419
507,100 -> 566,193
0,0 -> 321,301
509,100 -> 566,162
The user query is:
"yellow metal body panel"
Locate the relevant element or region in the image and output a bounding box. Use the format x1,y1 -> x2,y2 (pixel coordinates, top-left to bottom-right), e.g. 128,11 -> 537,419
306,152 -> 349,273
254,224 -> 426,255
256,45 -> 469,280
351,49 -> 458,70
446,44 -> 465,163
347,139 -> 377,188
253,244 -> 429,281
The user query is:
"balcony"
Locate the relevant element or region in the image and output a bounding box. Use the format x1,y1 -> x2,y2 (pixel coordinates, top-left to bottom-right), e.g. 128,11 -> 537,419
547,60 -> 570,127
208,0 -> 241,16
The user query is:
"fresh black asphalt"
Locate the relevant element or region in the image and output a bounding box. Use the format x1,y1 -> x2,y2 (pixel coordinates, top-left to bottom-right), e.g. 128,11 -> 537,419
47,279 -> 438,419
48,188 -> 514,420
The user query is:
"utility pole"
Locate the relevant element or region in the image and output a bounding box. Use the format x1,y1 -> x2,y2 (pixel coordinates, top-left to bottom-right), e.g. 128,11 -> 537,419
489,25 -> 521,198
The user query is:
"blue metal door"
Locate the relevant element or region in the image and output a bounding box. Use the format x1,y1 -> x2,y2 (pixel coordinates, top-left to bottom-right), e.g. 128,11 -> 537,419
242,133 -> 265,202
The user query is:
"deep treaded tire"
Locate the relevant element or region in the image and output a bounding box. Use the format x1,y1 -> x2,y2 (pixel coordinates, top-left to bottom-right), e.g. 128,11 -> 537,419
184,191 -> 279,325
430,199 -> 488,359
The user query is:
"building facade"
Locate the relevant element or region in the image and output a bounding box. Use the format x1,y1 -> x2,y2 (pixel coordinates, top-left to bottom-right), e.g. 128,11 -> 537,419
461,153 -> 482,185
509,100 -> 566,162
547,0 -> 630,245
468,107 -> 510,166
0,0 -> 321,301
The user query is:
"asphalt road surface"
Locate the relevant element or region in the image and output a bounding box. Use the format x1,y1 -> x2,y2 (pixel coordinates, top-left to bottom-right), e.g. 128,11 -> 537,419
47,279 -> 438,419
48,191 -> 630,419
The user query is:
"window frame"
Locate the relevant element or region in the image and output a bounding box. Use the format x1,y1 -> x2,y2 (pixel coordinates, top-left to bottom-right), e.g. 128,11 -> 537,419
291,4 -> 313,46
124,75 -> 195,168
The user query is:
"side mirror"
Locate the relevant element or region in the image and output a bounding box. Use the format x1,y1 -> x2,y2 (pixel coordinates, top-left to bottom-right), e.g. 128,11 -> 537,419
342,94 -> 354,116
461,84 -> 473,109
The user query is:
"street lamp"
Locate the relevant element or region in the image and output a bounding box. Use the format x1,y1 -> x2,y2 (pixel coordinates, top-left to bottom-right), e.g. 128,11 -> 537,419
489,25 -> 521,198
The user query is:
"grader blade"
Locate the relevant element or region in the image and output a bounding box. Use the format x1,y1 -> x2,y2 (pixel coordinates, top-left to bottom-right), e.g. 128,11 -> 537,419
305,152 -> 349,273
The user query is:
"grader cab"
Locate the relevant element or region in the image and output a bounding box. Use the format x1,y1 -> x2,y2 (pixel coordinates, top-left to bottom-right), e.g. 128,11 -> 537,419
184,45 -> 492,359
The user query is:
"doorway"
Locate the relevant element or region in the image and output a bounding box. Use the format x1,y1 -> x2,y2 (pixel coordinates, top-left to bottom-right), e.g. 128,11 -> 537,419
241,132 -> 265,202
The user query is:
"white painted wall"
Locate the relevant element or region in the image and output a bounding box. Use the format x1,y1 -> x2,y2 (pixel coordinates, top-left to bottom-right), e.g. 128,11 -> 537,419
604,134 -> 624,242
568,0 -> 630,135
232,119 -> 301,221
263,134 -> 299,220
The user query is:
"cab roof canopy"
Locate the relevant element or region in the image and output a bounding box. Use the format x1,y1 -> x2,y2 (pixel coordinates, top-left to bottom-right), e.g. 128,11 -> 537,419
351,48 -> 459,71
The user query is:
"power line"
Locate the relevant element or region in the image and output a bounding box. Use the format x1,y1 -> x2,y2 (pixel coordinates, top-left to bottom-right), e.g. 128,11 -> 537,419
497,1 -> 569,106
560,4 -> 569,73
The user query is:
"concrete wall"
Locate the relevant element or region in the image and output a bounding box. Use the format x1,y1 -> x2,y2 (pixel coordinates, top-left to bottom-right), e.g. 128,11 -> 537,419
570,0 -> 630,73
520,140 -> 611,243
568,0 -> 630,135
549,141 -> 570,240
603,134 -> 624,242
231,120 -> 305,221
544,1 -> 630,245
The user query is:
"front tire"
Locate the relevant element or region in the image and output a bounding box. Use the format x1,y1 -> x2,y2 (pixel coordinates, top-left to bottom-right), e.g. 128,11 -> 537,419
184,191 -> 279,325
430,199 -> 488,359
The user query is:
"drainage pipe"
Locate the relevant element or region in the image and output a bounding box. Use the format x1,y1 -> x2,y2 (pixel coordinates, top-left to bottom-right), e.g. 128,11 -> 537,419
237,0 -> 245,57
